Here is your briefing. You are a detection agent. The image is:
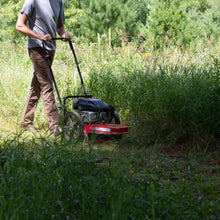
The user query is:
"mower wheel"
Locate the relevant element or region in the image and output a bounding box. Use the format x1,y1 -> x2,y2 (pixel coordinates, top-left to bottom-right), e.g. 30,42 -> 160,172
110,111 -> 122,140
63,111 -> 84,140
110,111 -> 120,124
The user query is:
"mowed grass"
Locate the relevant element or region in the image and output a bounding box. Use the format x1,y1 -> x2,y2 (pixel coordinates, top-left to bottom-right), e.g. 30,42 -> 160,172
0,134 -> 219,219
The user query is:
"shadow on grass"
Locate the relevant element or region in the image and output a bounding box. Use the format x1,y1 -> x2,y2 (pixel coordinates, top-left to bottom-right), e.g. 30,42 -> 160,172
0,133 -> 219,219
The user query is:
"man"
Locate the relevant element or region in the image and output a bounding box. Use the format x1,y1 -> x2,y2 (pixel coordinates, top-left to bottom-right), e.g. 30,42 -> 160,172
16,0 -> 72,134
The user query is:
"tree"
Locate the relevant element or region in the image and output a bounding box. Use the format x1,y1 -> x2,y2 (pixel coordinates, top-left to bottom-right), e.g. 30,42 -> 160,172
144,0 -> 219,48
0,0 -> 25,42
75,0 -> 139,45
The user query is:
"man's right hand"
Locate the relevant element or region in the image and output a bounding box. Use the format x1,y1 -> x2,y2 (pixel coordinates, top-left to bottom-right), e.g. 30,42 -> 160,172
40,34 -> 52,42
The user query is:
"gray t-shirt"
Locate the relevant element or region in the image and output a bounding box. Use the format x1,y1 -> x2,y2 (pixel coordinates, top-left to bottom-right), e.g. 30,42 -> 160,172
21,0 -> 65,50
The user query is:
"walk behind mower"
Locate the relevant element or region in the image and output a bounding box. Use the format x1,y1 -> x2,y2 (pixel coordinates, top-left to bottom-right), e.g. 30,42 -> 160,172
42,38 -> 129,140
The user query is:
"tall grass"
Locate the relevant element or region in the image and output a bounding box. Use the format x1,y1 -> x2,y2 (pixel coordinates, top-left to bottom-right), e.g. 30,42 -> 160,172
0,40 -> 219,147
84,42 -> 220,148
88,63 -> 219,146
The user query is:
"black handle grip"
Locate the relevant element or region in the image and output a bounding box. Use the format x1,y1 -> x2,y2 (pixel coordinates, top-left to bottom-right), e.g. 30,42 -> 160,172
52,37 -> 64,40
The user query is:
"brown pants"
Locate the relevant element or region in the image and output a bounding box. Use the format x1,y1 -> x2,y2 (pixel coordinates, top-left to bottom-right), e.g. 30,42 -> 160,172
21,47 -> 58,130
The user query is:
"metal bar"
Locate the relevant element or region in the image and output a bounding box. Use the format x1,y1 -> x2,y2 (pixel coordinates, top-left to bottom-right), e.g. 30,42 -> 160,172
42,41 -> 63,106
68,41 -> 88,97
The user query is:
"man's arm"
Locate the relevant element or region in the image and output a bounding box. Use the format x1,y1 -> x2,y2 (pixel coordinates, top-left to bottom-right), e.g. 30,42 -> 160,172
57,20 -> 72,41
16,13 -> 52,41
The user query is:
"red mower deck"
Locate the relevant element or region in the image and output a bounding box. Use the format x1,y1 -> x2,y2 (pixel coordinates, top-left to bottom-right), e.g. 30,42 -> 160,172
84,123 -> 129,136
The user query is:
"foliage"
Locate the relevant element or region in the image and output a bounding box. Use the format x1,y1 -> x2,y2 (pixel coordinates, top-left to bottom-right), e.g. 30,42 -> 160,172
144,0 -> 220,48
0,0 -> 219,48
0,135 -> 219,219
62,0 -> 84,38
86,56 -> 219,146
76,0 -> 139,45
135,0 -> 151,26
0,0 -> 25,42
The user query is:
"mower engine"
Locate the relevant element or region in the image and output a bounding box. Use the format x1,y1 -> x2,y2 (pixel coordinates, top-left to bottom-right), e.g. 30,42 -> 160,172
72,98 -> 115,124
71,98 -> 129,137
81,111 -> 108,123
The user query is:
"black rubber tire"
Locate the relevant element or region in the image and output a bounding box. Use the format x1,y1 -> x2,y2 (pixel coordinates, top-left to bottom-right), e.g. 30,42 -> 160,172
63,111 -> 84,140
109,111 -> 122,140
112,111 -> 120,124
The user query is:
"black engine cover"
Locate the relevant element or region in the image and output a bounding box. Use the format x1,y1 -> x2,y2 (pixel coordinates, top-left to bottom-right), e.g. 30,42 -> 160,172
73,98 -> 114,111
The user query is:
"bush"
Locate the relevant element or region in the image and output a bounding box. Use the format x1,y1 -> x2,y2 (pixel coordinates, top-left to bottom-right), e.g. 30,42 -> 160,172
144,0 -> 220,48
0,0 -> 25,42
75,0 -> 138,45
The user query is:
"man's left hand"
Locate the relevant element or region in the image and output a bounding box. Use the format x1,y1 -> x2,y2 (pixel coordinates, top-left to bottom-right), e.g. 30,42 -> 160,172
61,33 -> 72,42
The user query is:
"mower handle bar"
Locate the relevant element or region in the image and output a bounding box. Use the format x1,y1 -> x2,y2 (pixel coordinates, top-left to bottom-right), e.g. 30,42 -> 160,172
52,38 -> 89,97
42,38 -> 91,107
